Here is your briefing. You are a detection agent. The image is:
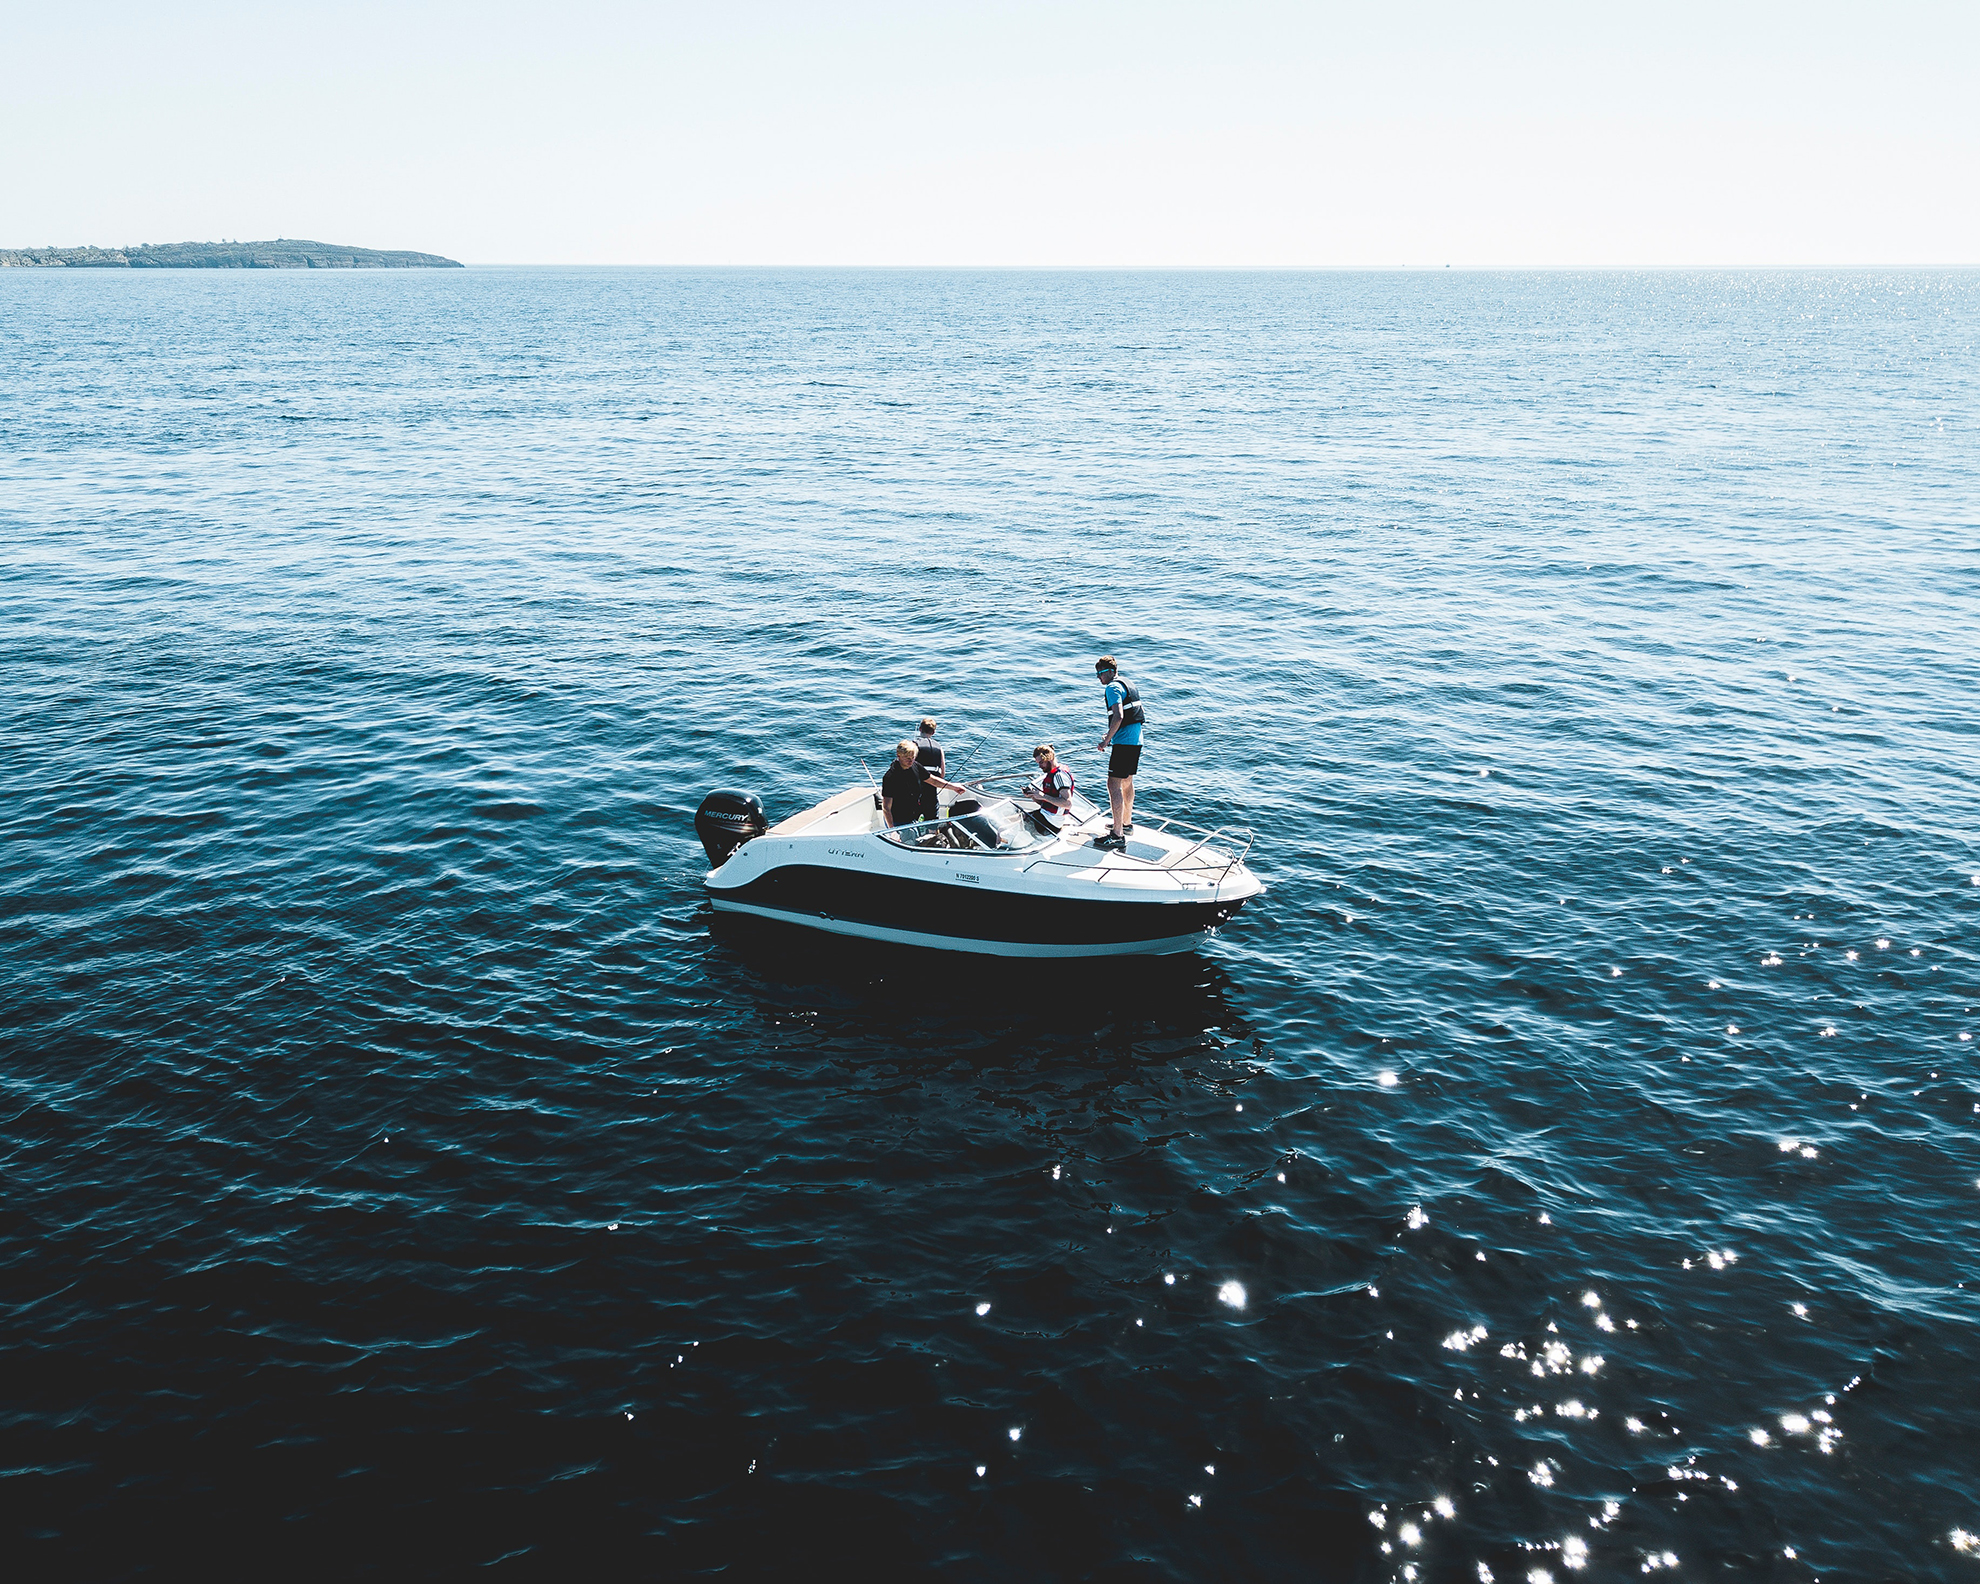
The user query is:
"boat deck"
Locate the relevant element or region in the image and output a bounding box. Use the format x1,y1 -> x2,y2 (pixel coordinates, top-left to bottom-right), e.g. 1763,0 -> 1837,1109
764,784 -> 881,839
757,785 -> 1252,898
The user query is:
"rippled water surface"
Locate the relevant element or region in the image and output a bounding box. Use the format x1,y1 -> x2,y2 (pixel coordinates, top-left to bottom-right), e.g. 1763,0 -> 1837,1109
4,267 -> 1978,1579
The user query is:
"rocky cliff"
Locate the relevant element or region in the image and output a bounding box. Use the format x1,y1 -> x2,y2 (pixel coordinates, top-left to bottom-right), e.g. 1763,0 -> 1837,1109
0,239 -> 462,269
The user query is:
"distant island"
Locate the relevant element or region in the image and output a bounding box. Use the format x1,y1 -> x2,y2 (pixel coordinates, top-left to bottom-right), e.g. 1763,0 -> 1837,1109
0,239 -> 462,269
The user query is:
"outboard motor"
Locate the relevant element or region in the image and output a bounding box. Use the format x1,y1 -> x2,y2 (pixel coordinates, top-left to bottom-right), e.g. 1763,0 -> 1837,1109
695,790 -> 767,867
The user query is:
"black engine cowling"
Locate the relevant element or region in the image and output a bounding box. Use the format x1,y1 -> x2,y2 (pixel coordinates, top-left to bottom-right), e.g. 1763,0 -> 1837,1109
695,790 -> 767,868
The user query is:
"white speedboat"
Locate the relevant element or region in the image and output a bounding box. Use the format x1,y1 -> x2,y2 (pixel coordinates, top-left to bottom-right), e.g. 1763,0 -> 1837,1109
694,771 -> 1263,957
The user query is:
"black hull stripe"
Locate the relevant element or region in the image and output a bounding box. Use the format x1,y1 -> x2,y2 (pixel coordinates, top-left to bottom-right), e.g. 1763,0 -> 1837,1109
710,901 -> 1206,957
708,864 -> 1245,946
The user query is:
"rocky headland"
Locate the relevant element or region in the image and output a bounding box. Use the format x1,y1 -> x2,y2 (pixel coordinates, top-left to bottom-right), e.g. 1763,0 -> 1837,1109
0,239 -> 461,269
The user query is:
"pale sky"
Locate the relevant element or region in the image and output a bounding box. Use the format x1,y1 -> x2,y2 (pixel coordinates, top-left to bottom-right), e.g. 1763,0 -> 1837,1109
6,1 -> 1976,266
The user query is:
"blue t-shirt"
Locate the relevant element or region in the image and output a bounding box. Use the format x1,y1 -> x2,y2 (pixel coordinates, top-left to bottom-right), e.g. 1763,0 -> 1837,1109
1104,680 -> 1143,745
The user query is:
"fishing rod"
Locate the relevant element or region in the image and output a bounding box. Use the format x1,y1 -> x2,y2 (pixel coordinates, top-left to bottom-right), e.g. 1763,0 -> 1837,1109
949,738 -> 985,782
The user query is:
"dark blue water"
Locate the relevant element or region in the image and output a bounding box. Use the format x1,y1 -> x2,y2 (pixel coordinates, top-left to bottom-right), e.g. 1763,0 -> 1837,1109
4,268 -> 1978,1580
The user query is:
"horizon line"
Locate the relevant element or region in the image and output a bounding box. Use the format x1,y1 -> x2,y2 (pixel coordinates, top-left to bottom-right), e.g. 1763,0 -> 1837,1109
451,260 -> 1980,271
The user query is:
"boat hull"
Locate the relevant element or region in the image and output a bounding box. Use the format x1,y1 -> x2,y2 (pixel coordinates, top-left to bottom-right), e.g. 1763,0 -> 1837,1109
700,782 -> 1260,960
707,863 -> 1246,957
709,897 -> 1224,956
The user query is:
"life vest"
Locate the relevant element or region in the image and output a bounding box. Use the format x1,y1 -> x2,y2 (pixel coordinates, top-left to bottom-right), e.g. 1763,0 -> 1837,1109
1113,678 -> 1146,726
1036,763 -> 1075,826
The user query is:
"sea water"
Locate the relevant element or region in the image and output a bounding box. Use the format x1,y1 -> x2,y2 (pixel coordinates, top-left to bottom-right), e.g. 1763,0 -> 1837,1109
3,267 -> 1977,1577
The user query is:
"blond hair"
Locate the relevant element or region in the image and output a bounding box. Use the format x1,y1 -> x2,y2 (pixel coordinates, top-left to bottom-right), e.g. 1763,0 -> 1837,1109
1032,743 -> 1056,760
919,717 -> 937,735
896,739 -> 919,758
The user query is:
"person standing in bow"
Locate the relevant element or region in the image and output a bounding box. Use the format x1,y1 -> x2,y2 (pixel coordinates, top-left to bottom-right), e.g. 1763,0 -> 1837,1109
1092,655 -> 1145,850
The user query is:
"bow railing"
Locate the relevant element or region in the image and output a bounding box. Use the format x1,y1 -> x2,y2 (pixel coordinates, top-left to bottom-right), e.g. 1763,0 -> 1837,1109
873,771 -> 1257,889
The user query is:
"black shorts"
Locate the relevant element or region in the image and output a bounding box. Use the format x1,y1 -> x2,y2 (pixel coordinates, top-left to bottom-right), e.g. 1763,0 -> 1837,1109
1108,743 -> 1142,778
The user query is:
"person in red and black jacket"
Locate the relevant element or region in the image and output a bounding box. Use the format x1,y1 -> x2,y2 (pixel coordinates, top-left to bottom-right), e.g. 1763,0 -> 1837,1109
1025,743 -> 1078,835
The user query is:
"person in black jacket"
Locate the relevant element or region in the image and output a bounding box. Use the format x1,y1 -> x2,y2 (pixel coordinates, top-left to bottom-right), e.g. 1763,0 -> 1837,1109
881,739 -> 963,828
913,717 -> 946,822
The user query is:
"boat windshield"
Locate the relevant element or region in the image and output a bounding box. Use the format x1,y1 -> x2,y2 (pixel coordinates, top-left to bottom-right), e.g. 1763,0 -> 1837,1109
884,798 -> 1043,853
954,800 -> 1041,852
